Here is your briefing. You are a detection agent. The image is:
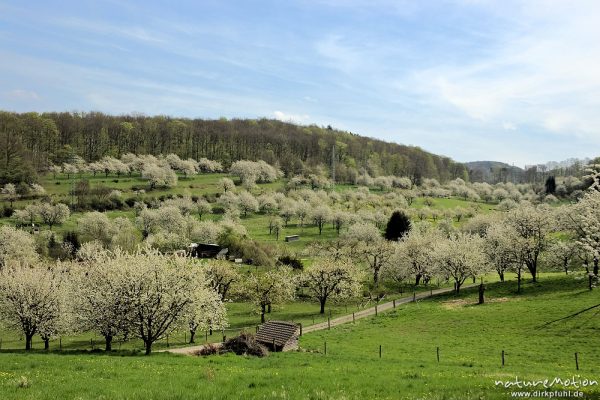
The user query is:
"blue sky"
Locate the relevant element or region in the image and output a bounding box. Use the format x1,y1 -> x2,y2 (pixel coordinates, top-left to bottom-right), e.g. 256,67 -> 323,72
1,0 -> 599,166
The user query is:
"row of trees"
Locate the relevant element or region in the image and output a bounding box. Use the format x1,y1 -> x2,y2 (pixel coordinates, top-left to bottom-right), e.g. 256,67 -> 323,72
0,234 -> 365,350
0,249 -> 227,354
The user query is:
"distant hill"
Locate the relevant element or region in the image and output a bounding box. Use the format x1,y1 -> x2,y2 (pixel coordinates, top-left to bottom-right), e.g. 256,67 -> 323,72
0,111 -> 468,185
465,161 -> 524,183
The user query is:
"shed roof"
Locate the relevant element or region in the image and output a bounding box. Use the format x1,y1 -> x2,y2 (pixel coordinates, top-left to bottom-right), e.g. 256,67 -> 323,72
255,321 -> 299,347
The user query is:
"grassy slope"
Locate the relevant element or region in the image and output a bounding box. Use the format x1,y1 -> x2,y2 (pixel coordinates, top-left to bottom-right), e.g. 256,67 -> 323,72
1,274 -> 599,400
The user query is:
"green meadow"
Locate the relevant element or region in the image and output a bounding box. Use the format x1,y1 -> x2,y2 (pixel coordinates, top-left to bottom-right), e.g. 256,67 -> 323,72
1,274 -> 599,399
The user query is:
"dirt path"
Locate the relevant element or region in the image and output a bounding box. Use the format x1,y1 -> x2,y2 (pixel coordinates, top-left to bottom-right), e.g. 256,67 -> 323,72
302,283 -> 478,334
163,283 -> 478,355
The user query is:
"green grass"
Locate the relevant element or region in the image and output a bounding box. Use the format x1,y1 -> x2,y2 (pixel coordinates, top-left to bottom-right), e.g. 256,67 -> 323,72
1,274 -> 599,399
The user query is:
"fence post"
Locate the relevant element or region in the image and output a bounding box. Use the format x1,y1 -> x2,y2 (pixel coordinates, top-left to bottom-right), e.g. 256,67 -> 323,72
352,312 -> 355,323
299,323 -> 303,336
375,304 -> 378,316
222,328 -> 225,343
393,299 -> 396,308
184,332 -> 187,343
502,350 -> 505,367
379,345 -> 382,359
205,331 -> 208,343
430,288 -> 433,296
437,346 -> 440,363
413,292 -> 416,302
328,317 -> 331,330
575,352 -> 579,370
324,341 -> 327,355
272,339 -> 276,352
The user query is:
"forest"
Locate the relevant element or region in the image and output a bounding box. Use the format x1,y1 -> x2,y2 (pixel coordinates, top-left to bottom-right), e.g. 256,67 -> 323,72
0,111 -> 470,186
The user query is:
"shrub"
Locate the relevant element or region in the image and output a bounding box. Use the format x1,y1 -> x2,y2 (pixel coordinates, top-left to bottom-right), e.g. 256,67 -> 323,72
223,332 -> 269,357
195,343 -> 221,356
2,206 -> 14,218
278,255 -> 303,270
110,197 -> 124,209
212,205 -> 226,214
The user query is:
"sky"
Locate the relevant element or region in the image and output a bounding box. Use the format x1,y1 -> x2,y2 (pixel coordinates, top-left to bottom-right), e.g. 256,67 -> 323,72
1,0 -> 599,167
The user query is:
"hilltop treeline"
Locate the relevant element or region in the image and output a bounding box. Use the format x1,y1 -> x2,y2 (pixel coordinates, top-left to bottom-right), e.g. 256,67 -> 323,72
0,111 -> 467,184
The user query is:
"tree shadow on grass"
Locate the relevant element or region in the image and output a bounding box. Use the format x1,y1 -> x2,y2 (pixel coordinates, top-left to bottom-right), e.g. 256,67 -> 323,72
0,348 -> 147,356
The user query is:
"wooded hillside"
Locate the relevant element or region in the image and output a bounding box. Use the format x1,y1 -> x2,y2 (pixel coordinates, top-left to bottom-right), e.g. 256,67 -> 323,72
0,111 -> 468,184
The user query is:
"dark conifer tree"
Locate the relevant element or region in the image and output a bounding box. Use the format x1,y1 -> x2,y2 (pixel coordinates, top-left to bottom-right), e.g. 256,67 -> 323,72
545,176 -> 556,194
384,210 -> 411,241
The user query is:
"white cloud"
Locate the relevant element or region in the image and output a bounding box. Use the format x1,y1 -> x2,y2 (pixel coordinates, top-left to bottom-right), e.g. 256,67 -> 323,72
53,17 -> 167,44
409,1 -> 600,143
502,121 -> 516,131
5,89 -> 40,100
273,110 -> 310,123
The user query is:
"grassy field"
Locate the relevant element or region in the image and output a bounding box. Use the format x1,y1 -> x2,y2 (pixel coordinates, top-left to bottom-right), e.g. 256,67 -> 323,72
1,273 -> 599,399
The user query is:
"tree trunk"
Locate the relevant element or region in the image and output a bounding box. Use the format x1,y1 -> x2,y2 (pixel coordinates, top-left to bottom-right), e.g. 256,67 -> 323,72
517,271 -> 522,294
260,304 -> 266,323
498,271 -> 505,282
105,335 -> 112,352
373,269 -> 379,286
144,340 -> 152,355
415,274 -> 421,286
455,281 -> 461,295
267,303 -> 272,313
25,333 -> 33,351
594,258 -> 599,276
478,283 -> 485,304
526,261 -> 537,283
319,298 -> 326,314
189,330 -> 196,344
44,338 -> 49,350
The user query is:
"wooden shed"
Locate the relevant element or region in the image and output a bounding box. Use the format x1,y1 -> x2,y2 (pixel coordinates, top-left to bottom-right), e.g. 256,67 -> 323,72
255,321 -> 300,352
